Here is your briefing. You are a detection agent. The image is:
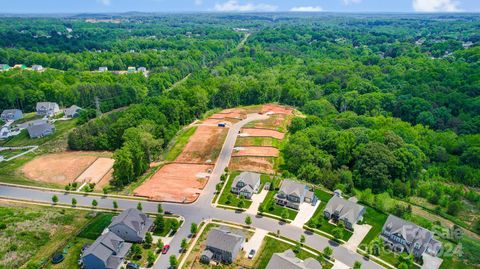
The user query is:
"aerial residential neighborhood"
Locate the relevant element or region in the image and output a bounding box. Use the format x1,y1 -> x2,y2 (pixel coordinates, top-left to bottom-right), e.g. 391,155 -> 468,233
0,3 -> 479,269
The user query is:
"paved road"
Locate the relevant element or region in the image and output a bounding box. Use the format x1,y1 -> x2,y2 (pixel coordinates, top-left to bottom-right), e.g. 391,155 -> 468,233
0,113 -> 383,269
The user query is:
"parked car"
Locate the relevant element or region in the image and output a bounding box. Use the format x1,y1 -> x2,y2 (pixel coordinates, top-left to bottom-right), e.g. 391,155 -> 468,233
248,249 -> 256,259
218,122 -> 226,127
126,262 -> 140,269
162,244 -> 170,254
164,210 -> 173,215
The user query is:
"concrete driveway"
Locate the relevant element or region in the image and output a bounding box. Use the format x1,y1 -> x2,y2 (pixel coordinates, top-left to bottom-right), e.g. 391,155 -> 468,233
243,228 -> 267,258
246,189 -> 268,215
291,201 -> 320,228
333,259 -> 351,269
345,224 -> 372,251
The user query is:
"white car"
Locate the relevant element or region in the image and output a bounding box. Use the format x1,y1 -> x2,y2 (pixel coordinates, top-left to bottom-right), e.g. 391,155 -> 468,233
248,249 -> 256,259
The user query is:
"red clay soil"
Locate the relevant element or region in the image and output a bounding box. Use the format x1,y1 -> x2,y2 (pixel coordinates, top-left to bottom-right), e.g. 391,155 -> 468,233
241,128 -> 285,140
233,146 -> 279,157
261,104 -> 293,115
21,152 -> 99,185
74,157 -> 114,184
209,111 -> 246,120
229,157 -> 275,174
201,118 -> 239,126
134,163 -> 214,202
95,169 -> 113,190
176,125 -> 228,163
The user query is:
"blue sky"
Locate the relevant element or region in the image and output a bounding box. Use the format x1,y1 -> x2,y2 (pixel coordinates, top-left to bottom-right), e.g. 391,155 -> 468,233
2,0 -> 479,13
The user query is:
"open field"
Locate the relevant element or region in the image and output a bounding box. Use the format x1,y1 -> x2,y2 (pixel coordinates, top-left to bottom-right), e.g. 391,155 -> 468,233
233,146 -> 279,157
235,136 -> 281,148
134,163 -> 213,202
175,125 -> 228,164
229,156 -> 275,174
21,151 -> 113,186
0,201 -> 91,269
241,128 -> 285,140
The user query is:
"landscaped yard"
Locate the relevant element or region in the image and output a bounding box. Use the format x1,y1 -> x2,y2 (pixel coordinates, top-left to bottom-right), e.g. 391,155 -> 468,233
0,202 -> 92,269
358,207 -> 389,247
152,217 -> 181,237
259,189 -> 298,221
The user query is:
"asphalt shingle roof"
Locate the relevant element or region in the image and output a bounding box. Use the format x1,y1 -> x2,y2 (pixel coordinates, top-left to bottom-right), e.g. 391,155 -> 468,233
266,249 -> 322,269
205,227 -> 244,254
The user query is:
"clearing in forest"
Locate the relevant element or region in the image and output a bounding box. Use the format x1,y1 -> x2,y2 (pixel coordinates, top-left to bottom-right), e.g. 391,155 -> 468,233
134,163 -> 213,202
21,151 -> 113,186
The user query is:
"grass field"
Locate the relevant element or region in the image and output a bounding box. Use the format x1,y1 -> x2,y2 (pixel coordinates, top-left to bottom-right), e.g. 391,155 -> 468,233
235,137 -> 282,148
77,213 -> 114,240
0,148 -> 28,159
0,202 -> 91,269
163,126 -> 197,162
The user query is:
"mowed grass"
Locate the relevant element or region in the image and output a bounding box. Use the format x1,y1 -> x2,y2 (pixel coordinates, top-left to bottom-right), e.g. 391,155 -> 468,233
259,190 -> 298,221
359,207 -> 389,246
217,171 -> 253,209
163,126 -> 197,162
0,202 -> 91,269
77,213 -> 114,240
235,136 -> 282,148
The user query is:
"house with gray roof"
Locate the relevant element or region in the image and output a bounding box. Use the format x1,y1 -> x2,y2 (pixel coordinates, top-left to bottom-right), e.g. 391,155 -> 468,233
36,102 -> 60,116
275,179 -> 317,210
82,231 -> 132,269
231,171 -> 261,199
0,126 -> 11,139
108,208 -> 153,243
27,123 -> 55,138
200,227 -> 244,264
1,109 -> 23,121
64,105 -> 82,118
266,249 -> 322,269
323,192 -> 365,230
380,214 -> 442,258
137,67 -> 147,72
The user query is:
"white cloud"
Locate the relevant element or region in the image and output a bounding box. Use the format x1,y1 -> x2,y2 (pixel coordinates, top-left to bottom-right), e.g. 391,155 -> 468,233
412,0 -> 462,12
97,0 -> 111,6
214,0 -> 278,12
194,0 -> 203,5
290,6 -> 324,12
343,0 -> 362,5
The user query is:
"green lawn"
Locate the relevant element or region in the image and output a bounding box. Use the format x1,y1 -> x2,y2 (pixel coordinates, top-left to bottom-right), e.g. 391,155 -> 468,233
45,238 -> 93,269
152,217 -> 181,237
259,190 -> 298,221
77,213 -> 114,240
0,148 -> 28,159
218,171 -> 253,209
359,207 -> 389,247
163,126 -> 197,162
306,196 -> 353,241
314,189 -> 333,203
235,136 -> 282,148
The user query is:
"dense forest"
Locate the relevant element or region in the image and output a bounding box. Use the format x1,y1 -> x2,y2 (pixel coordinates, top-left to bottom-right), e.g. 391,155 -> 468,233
0,13 -> 478,236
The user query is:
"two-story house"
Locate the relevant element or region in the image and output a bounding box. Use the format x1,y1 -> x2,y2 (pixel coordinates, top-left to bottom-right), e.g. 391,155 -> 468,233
1,109 -> 23,121
36,102 -> 60,116
108,208 -> 153,243
64,105 -> 82,118
380,214 -> 442,258
266,249 -> 323,269
274,179 -> 317,210
323,191 -> 365,230
200,227 -> 244,264
230,171 -> 261,199
82,231 -> 132,269
27,123 -> 55,138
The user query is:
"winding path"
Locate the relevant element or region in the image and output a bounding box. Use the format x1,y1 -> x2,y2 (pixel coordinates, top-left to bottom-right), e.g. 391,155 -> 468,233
0,113 -> 382,269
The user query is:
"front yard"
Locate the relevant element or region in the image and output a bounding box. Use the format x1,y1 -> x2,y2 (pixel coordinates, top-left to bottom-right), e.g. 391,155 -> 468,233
217,172 -> 272,210
259,189 -> 298,221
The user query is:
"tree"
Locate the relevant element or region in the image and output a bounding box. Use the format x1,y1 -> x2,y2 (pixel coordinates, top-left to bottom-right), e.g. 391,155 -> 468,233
102,187 -> 108,195
52,195 -> 58,204
294,242 -> 301,253
237,198 -> 245,208
226,194 -> 233,204
169,255 -> 178,268
300,235 -> 306,245
157,203 -> 163,214
145,232 -> 153,247
65,184 -> 71,191
447,200 -> 461,216
157,238 -> 164,251
71,198 -> 77,207
137,202 -> 143,211
259,204 -> 265,215
281,208 -> 289,220
245,216 -> 252,226
92,199 -> 98,208
190,222 -> 198,235
147,250 -> 155,266
323,246 -> 333,259
113,201 -> 118,210
332,227 -> 344,241
181,238 -> 188,251
170,220 -> 179,233
131,244 -> 142,259
353,261 -> 362,269
155,215 -> 165,233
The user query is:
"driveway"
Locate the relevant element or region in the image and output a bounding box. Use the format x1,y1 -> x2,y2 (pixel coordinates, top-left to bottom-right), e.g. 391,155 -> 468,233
344,224 -> 372,251
246,189 -> 268,215
333,259 -> 351,269
422,253 -> 443,269
243,228 -> 267,258
291,201 -> 319,228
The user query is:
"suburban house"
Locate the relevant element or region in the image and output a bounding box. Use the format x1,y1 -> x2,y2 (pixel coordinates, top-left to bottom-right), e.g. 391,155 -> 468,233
380,214 -> 442,258
274,179 -> 317,210
200,227 -> 244,264
137,66 -> 147,72
1,109 -> 23,121
64,105 -> 82,118
0,64 -> 10,71
27,123 -> 55,138
32,65 -> 43,71
82,231 -> 132,269
36,102 -> 60,116
99,66 -> 108,72
323,191 -> 365,230
108,208 -> 153,243
266,249 -> 322,269
127,66 -> 136,73
0,126 -> 11,139
230,171 -> 261,199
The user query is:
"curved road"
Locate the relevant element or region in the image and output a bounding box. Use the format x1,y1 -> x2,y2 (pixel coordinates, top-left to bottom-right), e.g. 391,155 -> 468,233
0,113 -> 382,269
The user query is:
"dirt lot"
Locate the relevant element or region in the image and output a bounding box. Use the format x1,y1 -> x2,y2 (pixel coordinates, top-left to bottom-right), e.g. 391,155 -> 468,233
241,128 -> 285,140
201,118 -> 240,126
21,152 -> 112,185
134,163 -> 214,202
176,125 -> 228,163
74,157 -> 114,185
261,104 -> 293,115
229,157 -> 275,174
233,146 -> 279,157
245,114 -> 291,132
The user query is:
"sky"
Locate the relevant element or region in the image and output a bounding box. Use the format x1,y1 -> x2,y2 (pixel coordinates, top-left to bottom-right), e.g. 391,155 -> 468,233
1,0 -> 479,14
